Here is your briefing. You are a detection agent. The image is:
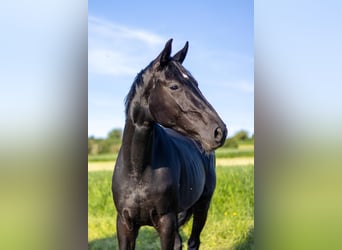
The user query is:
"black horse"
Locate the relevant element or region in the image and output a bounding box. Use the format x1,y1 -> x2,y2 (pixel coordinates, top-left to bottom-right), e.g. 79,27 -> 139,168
112,39 -> 227,250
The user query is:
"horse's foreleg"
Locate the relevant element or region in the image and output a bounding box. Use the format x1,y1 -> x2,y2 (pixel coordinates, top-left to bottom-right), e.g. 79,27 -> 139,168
172,209 -> 193,249
157,212 -> 177,250
116,215 -> 139,250
174,231 -> 182,250
187,200 -> 211,250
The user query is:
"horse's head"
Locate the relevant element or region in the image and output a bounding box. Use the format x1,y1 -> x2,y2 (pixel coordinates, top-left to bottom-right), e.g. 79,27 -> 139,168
131,39 -> 227,152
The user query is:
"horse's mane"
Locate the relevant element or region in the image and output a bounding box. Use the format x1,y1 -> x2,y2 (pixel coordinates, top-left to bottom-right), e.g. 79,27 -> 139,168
124,60 -> 157,116
124,69 -> 145,116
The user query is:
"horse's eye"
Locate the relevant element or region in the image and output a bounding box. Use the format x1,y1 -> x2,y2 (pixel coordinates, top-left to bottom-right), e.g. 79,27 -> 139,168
170,85 -> 179,90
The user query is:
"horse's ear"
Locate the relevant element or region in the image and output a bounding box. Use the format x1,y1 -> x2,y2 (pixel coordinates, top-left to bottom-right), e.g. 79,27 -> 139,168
155,38 -> 173,69
173,41 -> 189,64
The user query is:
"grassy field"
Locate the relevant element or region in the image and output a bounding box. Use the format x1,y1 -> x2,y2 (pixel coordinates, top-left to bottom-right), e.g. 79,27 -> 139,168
88,165 -> 254,249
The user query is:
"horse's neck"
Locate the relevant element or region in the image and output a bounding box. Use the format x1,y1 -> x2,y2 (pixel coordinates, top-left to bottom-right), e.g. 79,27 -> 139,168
121,116 -> 153,175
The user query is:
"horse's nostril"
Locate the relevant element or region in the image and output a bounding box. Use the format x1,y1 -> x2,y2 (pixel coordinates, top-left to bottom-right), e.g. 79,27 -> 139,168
214,127 -> 223,142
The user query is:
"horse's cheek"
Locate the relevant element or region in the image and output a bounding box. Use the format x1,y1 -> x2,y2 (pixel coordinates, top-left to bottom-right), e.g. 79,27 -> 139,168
149,91 -> 178,124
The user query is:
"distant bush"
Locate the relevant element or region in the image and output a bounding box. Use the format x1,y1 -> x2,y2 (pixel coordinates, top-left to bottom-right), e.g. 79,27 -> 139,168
223,137 -> 239,148
88,129 -> 122,155
221,130 -> 254,148
233,130 -> 249,141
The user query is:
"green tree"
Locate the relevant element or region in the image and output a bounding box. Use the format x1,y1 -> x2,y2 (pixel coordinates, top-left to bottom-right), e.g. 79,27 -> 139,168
233,130 -> 249,141
223,137 -> 239,148
107,129 -> 122,143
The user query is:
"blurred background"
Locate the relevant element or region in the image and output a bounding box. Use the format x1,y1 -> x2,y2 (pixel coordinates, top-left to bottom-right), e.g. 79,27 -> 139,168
1,0 -> 342,249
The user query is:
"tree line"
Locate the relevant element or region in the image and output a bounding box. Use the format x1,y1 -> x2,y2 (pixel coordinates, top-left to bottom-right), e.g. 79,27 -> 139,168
88,128 -> 254,155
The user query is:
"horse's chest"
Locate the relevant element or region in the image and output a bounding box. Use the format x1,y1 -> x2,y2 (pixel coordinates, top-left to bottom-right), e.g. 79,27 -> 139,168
117,174 -> 174,224
122,180 -> 154,208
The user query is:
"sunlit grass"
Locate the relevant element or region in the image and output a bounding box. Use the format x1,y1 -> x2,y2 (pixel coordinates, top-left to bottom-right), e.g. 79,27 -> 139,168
88,165 -> 254,249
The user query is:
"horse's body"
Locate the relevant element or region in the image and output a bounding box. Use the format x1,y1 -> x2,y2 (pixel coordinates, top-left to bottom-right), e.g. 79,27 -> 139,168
112,39 -> 227,250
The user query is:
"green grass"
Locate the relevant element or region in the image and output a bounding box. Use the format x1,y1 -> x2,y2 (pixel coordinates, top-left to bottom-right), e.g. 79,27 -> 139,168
215,148 -> 254,159
88,165 -> 254,249
88,153 -> 118,162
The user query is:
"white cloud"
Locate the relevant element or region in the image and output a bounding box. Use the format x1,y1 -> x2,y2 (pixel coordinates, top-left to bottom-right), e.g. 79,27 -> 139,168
88,16 -> 165,76
89,16 -> 164,46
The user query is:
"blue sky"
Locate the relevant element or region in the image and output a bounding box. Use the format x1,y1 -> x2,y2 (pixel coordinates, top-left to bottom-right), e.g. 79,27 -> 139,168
88,1 -> 254,138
